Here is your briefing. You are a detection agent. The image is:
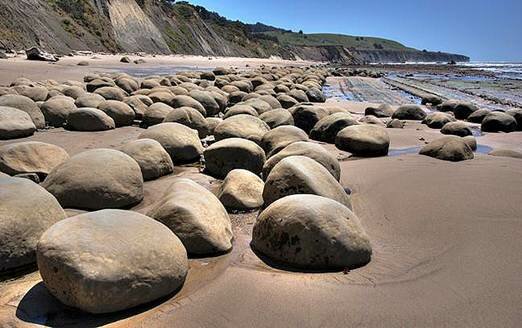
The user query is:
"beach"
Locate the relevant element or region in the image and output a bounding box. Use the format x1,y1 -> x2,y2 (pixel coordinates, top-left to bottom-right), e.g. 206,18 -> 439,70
0,56 -> 521,327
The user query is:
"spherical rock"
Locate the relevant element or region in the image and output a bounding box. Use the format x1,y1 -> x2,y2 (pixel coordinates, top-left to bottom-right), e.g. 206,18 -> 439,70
290,104 -> 329,133
142,103 -> 174,127
306,87 -> 326,103
139,123 -> 203,164
392,104 -> 427,120
0,142 -> 69,178
37,209 -> 188,313
263,155 -> 351,208
1,176 -> 66,272
120,139 -> 174,181
42,149 -> 144,210
0,94 -> 45,128
261,125 -> 309,156
365,104 -> 394,118
40,96 -> 77,127
147,179 -> 233,255
440,121 -> 473,137
386,118 -> 404,129
163,106 -> 209,138
423,112 -> 456,129
0,106 -> 36,139
453,102 -> 479,119
66,108 -> 115,131
214,114 -> 270,144
252,194 -> 371,270
259,109 -> 294,128
481,112 -> 517,132
189,90 -> 220,116
506,108 -> 522,130
75,93 -> 105,108
204,138 -> 266,178
218,169 -> 264,211
419,136 -> 474,161
467,108 -> 490,123
263,141 -> 340,181
310,113 -> 359,143
97,100 -> 135,127
171,95 -> 206,116
335,125 -> 390,157
94,86 -> 127,101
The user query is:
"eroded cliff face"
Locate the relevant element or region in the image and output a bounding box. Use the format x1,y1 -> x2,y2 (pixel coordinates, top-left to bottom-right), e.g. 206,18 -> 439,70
0,0 -> 469,64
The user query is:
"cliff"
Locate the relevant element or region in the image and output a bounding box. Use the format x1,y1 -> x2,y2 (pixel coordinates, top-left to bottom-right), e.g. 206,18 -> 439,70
0,1 -> 469,64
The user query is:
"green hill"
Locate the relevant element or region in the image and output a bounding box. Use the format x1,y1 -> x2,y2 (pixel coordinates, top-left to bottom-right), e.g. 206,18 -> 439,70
262,31 -> 414,51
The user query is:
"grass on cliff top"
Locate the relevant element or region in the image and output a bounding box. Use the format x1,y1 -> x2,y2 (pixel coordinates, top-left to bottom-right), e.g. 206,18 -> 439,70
262,31 -> 415,51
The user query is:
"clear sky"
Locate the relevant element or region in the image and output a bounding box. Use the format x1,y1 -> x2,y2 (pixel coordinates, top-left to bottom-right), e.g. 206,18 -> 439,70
185,0 -> 522,61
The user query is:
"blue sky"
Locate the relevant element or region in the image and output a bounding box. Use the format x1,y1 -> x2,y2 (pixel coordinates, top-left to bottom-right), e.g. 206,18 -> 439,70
186,0 -> 522,61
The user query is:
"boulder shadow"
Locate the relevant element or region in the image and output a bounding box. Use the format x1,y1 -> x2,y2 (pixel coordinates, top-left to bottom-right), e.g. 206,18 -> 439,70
16,281 -> 182,327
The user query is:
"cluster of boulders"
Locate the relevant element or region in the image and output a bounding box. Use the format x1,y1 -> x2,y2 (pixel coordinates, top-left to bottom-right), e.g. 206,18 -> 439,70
331,67 -> 385,78
0,65 -> 375,315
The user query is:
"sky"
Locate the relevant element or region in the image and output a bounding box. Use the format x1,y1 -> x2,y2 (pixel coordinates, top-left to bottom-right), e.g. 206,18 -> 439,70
186,0 -> 522,61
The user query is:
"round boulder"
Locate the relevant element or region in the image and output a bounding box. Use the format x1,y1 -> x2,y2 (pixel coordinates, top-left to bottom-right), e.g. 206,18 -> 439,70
97,100 -> 135,127
263,155 -> 351,208
259,109 -> 294,128
0,94 -> 45,128
310,112 -> 359,143
261,125 -> 309,156
66,108 -> 115,131
481,112 -> 517,132
218,169 -> 264,211
147,179 -> 233,255
0,142 -> 69,178
40,96 -> 77,127
42,149 -> 144,210
1,177 -> 66,272
365,104 -> 394,118
419,136 -> 474,161
37,209 -> 188,313
204,138 -> 266,178
163,106 -> 209,138
120,139 -> 174,181
252,194 -> 371,270
423,112 -> 456,129
290,104 -> 329,133
392,104 -> 426,120
139,123 -> 203,164
440,121 -> 473,137
214,114 -> 270,144
453,102 -> 479,119
335,125 -> 390,157
0,106 -> 36,139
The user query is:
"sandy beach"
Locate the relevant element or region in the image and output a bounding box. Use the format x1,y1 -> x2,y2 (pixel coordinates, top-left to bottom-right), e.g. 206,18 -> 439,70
0,56 -> 521,328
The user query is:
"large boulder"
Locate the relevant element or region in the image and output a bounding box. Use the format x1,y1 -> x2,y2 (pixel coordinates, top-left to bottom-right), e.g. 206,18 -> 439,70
1,176 -> 66,272
147,179 -> 233,255
419,136 -> 474,161
306,88 -> 326,103
392,104 -> 427,120
66,108 -> 115,131
437,99 -> 460,112
481,112 -> 517,132
0,106 -> 36,139
139,123 -> 203,164
37,210 -> 188,313
440,121 -> 473,137
453,102 -> 479,119
422,112 -> 456,128
290,104 -> 329,133
163,106 -> 209,138
364,104 -> 394,118
42,149 -> 144,210
12,85 -> 48,102
94,87 -> 127,101
277,94 -> 299,109
189,90 -> 220,116
261,125 -> 309,156
0,142 -> 69,178
335,125 -> 390,157
120,139 -> 174,181
259,109 -> 294,128
214,114 -> 270,144
467,108 -> 490,123
97,100 -> 135,127
252,194 -> 371,270
218,169 -> 264,211
204,138 -> 266,178
263,155 -> 351,208
40,96 -> 77,127
142,103 -> 174,126
171,95 -> 206,116
0,94 -> 45,128
263,141 -> 340,181
75,93 -> 105,108
310,112 -> 359,143
506,108 -> 522,130
223,104 -> 258,119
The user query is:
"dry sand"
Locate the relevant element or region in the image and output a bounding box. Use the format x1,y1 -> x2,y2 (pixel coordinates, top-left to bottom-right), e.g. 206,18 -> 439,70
0,54 -> 319,85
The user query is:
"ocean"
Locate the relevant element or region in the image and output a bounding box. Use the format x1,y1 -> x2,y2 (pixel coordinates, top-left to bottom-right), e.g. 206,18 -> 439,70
461,62 -> 522,80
